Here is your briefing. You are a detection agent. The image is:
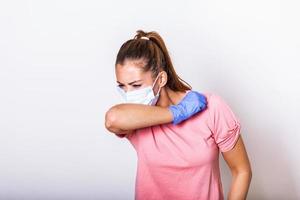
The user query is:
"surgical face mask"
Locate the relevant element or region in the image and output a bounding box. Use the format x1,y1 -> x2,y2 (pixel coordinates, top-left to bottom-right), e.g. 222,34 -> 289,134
116,73 -> 162,106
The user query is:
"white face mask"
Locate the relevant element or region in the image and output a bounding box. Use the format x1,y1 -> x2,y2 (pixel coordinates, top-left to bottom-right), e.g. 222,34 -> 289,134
117,72 -> 162,106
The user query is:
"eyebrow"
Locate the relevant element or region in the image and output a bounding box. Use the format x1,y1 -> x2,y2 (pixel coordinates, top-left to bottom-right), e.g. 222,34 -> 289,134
117,80 -> 142,85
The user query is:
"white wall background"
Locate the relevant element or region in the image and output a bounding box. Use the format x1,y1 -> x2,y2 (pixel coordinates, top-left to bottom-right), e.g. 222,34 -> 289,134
1,0 -> 299,199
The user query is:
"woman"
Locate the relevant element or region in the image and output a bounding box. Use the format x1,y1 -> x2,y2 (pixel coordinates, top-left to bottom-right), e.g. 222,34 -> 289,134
105,30 -> 252,200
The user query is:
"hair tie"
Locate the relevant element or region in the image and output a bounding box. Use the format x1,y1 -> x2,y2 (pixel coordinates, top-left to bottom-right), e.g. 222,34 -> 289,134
140,36 -> 149,40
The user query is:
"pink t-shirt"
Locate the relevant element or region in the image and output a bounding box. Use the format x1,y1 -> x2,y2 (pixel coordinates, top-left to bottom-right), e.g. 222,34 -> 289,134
116,91 -> 241,200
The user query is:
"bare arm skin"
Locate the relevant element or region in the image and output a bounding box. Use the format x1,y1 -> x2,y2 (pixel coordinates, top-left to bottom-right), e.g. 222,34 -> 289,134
222,135 -> 252,200
104,103 -> 173,135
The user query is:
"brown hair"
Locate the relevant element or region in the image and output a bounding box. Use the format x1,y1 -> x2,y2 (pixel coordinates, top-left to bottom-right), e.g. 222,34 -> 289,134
115,30 -> 192,92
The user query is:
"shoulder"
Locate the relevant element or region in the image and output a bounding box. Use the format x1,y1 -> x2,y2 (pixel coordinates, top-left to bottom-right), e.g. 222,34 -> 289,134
204,92 -> 236,112
193,91 -> 236,120
194,91 -> 225,109
199,91 -> 241,128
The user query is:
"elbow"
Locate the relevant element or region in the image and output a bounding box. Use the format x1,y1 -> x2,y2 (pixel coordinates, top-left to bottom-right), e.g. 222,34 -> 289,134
241,169 -> 252,181
105,107 -> 118,131
233,168 -> 252,182
245,165 -> 252,179
248,168 -> 253,181
231,165 -> 252,178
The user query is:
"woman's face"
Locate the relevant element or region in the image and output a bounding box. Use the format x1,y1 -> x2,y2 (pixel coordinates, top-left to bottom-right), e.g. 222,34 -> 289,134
115,59 -> 161,93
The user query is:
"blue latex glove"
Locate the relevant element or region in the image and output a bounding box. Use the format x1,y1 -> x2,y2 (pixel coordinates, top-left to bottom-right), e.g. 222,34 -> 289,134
168,90 -> 207,125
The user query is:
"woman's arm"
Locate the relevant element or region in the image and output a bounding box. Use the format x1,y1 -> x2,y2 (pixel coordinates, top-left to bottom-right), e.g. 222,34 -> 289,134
105,103 -> 173,133
222,135 -> 252,200
105,91 -> 207,135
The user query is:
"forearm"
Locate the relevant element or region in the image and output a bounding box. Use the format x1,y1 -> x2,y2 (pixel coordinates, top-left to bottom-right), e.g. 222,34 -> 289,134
227,171 -> 252,200
105,103 -> 173,131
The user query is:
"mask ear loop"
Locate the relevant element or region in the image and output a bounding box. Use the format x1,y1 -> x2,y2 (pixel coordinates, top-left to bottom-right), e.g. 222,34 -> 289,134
152,72 -> 162,87
156,85 -> 162,97
152,72 -> 163,96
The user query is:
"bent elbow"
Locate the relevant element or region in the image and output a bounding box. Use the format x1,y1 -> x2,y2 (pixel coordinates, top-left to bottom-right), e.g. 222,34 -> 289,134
105,106 -> 128,133
105,108 -> 118,131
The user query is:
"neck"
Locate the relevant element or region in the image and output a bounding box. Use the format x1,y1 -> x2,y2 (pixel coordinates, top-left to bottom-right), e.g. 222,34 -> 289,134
156,87 -> 188,107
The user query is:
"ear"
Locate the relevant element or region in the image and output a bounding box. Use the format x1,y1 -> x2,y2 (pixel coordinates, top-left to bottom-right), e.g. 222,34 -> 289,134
159,71 -> 168,87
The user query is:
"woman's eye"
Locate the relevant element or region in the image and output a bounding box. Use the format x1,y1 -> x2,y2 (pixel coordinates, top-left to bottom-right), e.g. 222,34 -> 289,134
118,85 -> 124,88
133,85 -> 141,88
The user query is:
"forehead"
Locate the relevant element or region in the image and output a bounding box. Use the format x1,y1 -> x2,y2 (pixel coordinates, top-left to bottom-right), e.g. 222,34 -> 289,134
115,59 -> 152,82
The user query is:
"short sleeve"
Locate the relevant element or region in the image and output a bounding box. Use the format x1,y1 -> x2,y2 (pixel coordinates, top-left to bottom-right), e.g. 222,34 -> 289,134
208,94 -> 241,152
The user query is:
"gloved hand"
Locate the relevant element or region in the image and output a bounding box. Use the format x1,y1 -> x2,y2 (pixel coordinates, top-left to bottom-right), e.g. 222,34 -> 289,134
168,90 -> 207,125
